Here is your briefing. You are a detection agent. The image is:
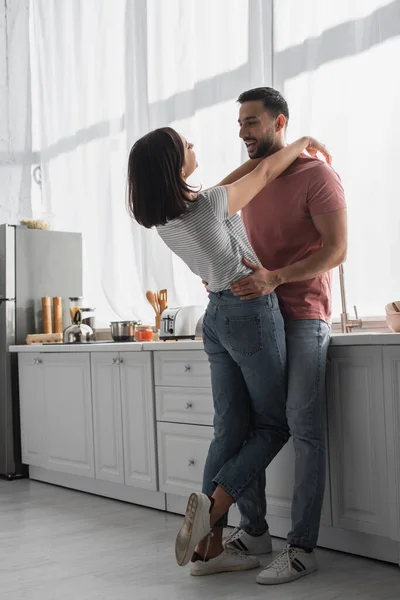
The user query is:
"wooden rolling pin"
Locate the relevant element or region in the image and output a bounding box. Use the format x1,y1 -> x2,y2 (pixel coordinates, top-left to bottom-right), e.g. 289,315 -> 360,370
53,297 -> 63,334
42,296 -> 52,334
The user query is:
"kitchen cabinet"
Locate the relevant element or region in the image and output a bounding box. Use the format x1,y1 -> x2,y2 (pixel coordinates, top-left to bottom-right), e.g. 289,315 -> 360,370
383,347 -> 400,542
120,353 -> 158,491
327,346 -> 390,537
157,422 -> 213,495
19,353 -> 94,477
91,353 -> 124,484
91,352 -> 158,491
19,353 -> 46,467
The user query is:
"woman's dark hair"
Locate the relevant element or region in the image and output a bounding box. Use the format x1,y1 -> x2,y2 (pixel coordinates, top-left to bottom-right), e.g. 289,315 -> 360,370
127,127 -> 196,228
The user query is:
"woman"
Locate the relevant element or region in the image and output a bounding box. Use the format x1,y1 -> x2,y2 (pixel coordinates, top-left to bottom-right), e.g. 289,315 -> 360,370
127,128 -> 330,576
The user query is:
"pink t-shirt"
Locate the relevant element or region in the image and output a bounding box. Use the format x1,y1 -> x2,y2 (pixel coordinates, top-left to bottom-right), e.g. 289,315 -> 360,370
241,155 -> 346,323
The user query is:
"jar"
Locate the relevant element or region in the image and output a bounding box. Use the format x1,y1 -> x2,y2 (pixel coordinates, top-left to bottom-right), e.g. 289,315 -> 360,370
135,325 -> 153,342
81,308 -> 96,332
69,297 -> 84,322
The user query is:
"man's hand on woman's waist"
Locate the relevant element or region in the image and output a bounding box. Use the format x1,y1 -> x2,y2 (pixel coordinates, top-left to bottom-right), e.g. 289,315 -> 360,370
230,258 -> 283,300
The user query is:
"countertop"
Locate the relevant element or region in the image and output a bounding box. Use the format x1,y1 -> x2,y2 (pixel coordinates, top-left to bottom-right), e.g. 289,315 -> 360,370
8,331 -> 400,353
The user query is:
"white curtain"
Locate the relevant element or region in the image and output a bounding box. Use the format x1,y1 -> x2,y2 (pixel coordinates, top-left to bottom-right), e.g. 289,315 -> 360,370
273,0 -> 400,317
29,0 -> 273,326
0,0 -> 32,225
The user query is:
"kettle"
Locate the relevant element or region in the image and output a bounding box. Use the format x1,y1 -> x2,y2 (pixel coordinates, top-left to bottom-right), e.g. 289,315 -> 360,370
63,310 -> 93,343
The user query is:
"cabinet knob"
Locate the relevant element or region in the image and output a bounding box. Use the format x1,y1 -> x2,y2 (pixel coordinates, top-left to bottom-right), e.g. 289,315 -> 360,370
112,358 -> 121,365
184,365 -> 191,372
188,459 -> 195,467
119,358 -> 123,364
33,358 -> 42,365
185,402 -> 193,410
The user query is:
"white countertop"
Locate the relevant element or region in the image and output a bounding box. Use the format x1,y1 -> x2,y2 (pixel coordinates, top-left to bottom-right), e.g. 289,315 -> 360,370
9,341 -> 144,353
8,331 -> 400,353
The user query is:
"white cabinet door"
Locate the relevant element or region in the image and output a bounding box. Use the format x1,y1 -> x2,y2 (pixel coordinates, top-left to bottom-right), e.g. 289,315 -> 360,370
43,353 -> 94,477
18,353 -> 46,467
383,346 -> 400,542
91,353 -> 124,484
120,353 -> 158,490
157,422 -> 213,495
154,351 -> 211,388
327,346 -> 390,536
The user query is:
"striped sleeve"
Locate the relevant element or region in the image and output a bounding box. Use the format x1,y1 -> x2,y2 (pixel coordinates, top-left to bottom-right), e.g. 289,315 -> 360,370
204,186 -> 229,222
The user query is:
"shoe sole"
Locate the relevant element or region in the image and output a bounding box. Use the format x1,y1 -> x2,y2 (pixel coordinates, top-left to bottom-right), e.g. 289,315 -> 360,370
256,565 -> 318,585
190,559 -> 260,576
175,493 -> 209,567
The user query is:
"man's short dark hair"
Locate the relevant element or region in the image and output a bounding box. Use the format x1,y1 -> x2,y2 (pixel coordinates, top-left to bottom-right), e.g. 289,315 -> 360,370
237,87 -> 289,122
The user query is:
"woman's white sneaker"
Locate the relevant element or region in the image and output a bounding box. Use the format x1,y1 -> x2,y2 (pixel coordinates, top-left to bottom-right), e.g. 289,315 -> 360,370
223,527 -> 272,555
175,492 -> 212,566
256,546 -> 318,585
190,549 -> 260,576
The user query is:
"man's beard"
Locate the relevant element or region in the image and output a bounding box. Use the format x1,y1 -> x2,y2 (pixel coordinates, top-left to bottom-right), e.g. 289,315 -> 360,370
245,132 -> 276,159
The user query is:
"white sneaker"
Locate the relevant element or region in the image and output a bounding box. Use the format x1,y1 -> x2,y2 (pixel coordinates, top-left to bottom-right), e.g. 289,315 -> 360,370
190,549 -> 260,576
175,492 -> 212,567
223,527 -> 272,555
256,546 -> 318,585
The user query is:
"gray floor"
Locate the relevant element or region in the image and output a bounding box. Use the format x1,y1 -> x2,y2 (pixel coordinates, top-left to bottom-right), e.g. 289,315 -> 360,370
1,480 -> 399,600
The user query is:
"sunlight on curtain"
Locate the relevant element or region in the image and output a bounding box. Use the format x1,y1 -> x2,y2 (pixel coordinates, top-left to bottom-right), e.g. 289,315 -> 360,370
273,0 -> 400,317
274,0 -> 392,51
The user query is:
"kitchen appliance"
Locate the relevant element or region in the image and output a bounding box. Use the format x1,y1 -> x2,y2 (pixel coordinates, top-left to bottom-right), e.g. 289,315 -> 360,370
63,310 -> 93,343
110,320 -> 138,342
160,306 -> 205,340
195,313 -> 204,339
0,224 -> 83,478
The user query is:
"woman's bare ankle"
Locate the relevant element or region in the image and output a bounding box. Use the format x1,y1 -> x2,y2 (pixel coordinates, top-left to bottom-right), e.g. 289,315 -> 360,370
195,527 -> 224,560
209,486 -> 234,526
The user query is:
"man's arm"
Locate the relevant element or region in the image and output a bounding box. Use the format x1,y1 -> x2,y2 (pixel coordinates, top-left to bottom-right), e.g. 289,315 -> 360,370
231,208 -> 347,300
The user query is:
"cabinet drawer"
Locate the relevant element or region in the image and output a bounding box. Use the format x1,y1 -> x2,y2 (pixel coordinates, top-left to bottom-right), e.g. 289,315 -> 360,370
156,387 -> 214,426
157,422 -> 213,495
154,351 -> 211,388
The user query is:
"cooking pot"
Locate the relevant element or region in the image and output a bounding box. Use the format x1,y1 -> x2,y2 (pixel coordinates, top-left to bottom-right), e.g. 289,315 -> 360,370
110,321 -> 139,342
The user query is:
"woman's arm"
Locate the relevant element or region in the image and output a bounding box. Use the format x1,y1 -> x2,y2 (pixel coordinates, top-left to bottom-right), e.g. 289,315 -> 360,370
216,158 -> 262,186
226,137 -> 330,216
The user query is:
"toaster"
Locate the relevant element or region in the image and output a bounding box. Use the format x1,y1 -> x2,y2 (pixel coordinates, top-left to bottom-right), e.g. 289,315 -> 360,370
160,305 -> 205,341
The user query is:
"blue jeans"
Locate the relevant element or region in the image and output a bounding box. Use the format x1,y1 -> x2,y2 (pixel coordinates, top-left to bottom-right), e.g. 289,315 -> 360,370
201,291 -> 289,527
237,319 -> 331,549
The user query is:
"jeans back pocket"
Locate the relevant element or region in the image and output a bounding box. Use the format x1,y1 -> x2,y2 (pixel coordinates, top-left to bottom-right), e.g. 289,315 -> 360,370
225,314 -> 263,356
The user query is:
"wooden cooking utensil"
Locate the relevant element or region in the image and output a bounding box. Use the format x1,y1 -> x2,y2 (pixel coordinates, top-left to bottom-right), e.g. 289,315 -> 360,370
146,290 -> 158,314
159,289 -> 168,314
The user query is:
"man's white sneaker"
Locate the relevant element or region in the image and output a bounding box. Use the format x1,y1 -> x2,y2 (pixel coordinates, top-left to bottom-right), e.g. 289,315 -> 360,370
175,492 -> 212,567
223,527 -> 272,555
190,549 -> 260,576
256,546 -> 318,585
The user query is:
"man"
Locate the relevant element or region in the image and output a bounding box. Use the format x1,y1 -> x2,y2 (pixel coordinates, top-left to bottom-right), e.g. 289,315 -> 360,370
226,87 -> 347,585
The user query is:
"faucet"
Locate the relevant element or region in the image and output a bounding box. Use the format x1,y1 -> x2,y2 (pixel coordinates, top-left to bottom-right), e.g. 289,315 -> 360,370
338,264 -> 362,333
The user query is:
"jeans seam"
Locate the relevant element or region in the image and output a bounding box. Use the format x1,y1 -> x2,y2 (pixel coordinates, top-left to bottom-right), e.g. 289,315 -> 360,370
293,320 -> 323,545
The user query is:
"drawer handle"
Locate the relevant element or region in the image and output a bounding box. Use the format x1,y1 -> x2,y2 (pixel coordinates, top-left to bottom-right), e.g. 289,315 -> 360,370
188,459 -> 195,467
185,402 -> 193,410
184,365 -> 191,372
